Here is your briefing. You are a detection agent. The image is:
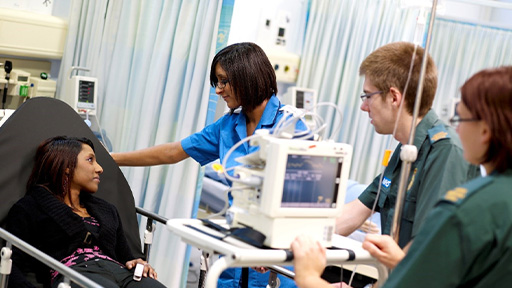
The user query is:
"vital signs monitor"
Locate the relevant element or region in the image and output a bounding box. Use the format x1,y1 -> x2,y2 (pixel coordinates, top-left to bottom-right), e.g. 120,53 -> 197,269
226,132 -> 352,248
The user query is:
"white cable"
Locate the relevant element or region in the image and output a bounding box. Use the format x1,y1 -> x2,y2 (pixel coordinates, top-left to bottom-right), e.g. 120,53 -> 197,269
318,102 -> 344,140
366,44 -> 418,233
206,186 -> 247,219
92,112 -> 109,151
221,134 -> 263,184
348,264 -> 358,287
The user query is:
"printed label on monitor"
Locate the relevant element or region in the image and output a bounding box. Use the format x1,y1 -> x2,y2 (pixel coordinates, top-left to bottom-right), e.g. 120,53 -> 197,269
281,154 -> 341,208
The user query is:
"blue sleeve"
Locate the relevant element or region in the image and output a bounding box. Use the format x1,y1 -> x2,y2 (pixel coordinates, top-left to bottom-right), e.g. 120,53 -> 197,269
181,117 -> 223,166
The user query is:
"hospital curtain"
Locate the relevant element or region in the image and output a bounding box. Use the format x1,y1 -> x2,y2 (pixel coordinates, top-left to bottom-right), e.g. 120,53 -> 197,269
58,0 -> 223,287
297,0 -> 418,185
430,17 -> 512,114
298,0 -> 512,185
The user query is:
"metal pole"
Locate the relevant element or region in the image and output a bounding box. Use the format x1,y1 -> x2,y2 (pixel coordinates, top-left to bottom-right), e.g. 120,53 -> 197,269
390,0 -> 439,244
0,228 -> 102,288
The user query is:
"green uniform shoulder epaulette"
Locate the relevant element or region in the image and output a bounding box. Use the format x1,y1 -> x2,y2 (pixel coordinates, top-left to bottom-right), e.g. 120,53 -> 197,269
428,124 -> 450,144
441,176 -> 492,206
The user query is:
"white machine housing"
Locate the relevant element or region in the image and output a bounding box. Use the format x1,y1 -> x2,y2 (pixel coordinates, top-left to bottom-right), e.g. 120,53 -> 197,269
65,75 -> 97,112
62,67 -> 98,115
6,69 -> 30,96
227,134 -> 352,248
282,86 -> 317,129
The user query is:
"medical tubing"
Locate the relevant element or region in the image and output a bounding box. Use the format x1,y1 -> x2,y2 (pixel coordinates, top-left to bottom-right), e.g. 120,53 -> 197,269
221,134 -> 262,184
375,34 -> 417,237
314,102 -> 344,141
391,44 -> 418,139
274,112 -> 312,138
348,264 -> 358,287
273,110 -> 299,135
366,147 -> 392,233
391,0 -> 439,244
92,112 -> 108,149
206,187 -> 240,219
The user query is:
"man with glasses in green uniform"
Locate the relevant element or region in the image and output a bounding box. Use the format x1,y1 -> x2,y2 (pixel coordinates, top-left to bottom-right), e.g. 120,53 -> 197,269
335,42 -> 480,249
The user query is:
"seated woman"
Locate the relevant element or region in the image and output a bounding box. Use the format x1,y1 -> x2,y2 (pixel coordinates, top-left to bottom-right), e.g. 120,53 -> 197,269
6,136 -> 166,288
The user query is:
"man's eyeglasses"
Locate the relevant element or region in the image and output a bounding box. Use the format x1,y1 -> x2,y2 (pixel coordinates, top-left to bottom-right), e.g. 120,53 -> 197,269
360,91 -> 382,102
215,79 -> 230,89
449,115 -> 480,127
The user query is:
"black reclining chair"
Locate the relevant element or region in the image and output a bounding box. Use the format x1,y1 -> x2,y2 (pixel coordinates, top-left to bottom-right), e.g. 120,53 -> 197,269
0,97 -> 166,286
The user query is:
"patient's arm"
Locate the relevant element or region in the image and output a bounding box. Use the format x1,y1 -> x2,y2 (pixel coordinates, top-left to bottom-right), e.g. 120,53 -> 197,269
335,199 -> 372,236
111,142 -> 189,166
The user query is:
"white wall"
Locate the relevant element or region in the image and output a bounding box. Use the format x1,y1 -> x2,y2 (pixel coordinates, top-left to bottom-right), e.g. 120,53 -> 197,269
443,0 -> 512,28
228,0 -> 308,54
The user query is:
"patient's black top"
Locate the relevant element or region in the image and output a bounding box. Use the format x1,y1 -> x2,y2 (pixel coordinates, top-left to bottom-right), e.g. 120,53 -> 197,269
5,186 -> 134,288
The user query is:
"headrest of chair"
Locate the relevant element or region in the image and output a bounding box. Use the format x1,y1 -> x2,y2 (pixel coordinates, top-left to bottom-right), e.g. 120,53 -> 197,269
0,97 -> 143,258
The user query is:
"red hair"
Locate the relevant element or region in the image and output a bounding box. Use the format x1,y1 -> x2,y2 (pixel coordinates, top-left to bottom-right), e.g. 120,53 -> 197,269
460,66 -> 512,173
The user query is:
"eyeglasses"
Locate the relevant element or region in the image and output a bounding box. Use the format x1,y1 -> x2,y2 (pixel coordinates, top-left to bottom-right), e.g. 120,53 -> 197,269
215,79 -> 230,89
360,91 -> 382,102
449,115 -> 480,127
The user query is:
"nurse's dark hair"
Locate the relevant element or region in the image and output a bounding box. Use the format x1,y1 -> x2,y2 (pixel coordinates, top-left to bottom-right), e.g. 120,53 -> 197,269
210,42 -> 277,112
460,66 -> 512,173
27,136 -> 95,206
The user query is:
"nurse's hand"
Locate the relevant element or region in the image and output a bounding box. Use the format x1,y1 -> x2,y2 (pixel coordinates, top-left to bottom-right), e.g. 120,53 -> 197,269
362,234 -> 405,269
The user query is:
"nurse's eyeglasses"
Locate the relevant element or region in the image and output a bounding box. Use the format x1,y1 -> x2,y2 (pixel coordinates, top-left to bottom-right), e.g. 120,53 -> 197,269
360,91 -> 382,102
215,79 -> 230,89
449,115 -> 480,127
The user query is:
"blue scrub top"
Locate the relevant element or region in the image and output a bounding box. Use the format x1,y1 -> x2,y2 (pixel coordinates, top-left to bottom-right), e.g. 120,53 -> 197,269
181,95 -> 307,172
181,95 -> 307,288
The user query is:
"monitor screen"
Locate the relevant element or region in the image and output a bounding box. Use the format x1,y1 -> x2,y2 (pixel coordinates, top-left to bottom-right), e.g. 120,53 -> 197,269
78,80 -> 95,104
281,154 -> 341,208
296,91 -> 304,108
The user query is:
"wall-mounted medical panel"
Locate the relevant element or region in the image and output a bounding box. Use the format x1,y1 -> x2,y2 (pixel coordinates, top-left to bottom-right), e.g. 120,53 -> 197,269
266,50 -> 300,83
0,8 -> 67,59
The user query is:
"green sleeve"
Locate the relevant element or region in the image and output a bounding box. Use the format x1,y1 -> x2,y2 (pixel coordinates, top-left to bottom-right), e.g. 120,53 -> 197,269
412,141 -> 470,237
358,174 -> 382,210
383,204 -> 464,288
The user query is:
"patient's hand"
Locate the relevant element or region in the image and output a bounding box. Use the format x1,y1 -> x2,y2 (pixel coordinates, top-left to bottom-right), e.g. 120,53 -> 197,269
126,258 -> 158,279
358,220 -> 380,234
362,234 -> 405,269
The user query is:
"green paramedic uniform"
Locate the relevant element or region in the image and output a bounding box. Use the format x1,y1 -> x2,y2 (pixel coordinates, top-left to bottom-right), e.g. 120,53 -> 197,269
383,170 -> 512,288
358,109 -> 480,248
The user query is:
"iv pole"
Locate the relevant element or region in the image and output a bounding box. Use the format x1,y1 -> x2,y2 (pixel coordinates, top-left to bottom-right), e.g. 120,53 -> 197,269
390,0 -> 439,244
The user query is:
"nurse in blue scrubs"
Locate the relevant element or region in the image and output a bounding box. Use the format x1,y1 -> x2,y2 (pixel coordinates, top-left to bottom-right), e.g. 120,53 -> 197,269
112,42 -> 307,288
